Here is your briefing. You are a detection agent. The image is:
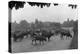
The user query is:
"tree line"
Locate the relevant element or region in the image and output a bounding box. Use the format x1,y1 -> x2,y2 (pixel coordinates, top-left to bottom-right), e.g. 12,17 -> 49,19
11,18 -> 78,34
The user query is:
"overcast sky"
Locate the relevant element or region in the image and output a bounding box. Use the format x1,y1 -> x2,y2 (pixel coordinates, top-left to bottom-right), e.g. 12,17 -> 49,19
12,2 -> 78,23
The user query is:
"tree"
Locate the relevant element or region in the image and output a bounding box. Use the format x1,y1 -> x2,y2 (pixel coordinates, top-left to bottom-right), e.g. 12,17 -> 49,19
8,1 -> 26,24
62,19 -> 74,27
27,2 -> 51,8
8,1 -> 26,32
19,20 -> 29,30
9,1 -> 26,10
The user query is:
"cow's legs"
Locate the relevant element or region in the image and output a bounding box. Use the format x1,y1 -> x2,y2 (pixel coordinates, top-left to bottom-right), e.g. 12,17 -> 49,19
14,37 -> 18,42
32,39 -> 34,45
61,35 -> 64,40
39,41 -> 41,45
48,37 -> 51,41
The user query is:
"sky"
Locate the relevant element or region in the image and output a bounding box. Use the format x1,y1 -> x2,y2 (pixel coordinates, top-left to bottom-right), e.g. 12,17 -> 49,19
12,2 -> 78,23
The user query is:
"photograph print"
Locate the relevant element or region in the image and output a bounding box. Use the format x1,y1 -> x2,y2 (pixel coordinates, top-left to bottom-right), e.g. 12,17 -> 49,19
8,0 -> 78,53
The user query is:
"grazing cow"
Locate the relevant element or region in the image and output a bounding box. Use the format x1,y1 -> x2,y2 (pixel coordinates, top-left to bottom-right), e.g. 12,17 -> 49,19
41,30 -> 54,41
32,36 -> 47,45
22,31 -> 31,38
30,29 -> 42,39
30,31 -> 38,39
12,32 -> 24,42
60,31 -> 72,40
54,29 -> 72,40
12,31 -> 30,42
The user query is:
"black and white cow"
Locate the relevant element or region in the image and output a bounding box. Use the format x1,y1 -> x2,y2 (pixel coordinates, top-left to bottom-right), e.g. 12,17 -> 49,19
32,36 -> 47,45
60,31 -> 72,40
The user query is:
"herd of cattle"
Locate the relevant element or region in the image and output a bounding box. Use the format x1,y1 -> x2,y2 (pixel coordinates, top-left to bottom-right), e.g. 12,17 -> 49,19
11,29 -> 73,45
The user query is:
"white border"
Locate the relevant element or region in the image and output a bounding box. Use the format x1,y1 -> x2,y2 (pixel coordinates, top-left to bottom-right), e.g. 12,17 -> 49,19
0,0 -> 80,54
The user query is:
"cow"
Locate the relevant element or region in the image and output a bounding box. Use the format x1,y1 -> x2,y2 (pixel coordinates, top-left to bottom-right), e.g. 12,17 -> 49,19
32,36 -> 47,45
30,29 -> 42,39
41,30 -> 54,41
12,30 -> 31,42
53,29 -> 72,40
60,31 -> 72,40
12,32 -> 24,42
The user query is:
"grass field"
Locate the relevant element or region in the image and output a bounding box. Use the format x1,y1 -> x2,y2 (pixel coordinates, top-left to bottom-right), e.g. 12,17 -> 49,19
11,35 -> 73,53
